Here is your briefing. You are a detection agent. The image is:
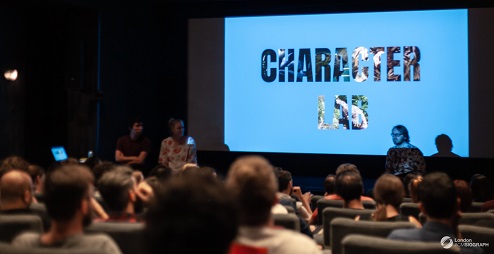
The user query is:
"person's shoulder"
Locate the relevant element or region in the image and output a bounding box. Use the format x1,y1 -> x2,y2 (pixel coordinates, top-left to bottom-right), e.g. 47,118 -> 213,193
78,234 -> 122,253
387,227 -> 420,240
272,228 -> 321,253
12,232 -> 41,247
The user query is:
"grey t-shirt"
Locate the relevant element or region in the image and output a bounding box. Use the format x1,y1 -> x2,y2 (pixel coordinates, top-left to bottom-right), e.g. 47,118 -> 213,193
12,232 -> 122,254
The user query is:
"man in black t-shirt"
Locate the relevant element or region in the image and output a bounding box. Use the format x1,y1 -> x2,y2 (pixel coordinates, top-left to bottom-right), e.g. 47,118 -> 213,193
115,117 -> 151,170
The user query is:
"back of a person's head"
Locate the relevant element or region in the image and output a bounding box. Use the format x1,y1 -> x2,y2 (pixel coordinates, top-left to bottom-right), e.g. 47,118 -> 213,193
0,155 -> 29,177
409,175 -> 423,203
374,174 -> 404,208
469,174 -> 494,202
418,172 -> 457,219
97,166 -> 135,213
335,163 -> 360,176
454,179 -> 473,212
225,155 -> 276,226
277,170 -> 292,192
92,161 -> 116,184
83,157 -> 103,172
144,176 -> 237,254
402,173 -> 417,198
335,171 -> 363,203
324,174 -> 336,194
27,164 -> 45,184
0,170 -> 32,206
148,164 -> 173,181
43,164 -> 94,222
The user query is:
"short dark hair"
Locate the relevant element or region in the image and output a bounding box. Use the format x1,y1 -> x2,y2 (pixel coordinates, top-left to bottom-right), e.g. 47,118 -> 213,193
335,171 -> 363,203
43,164 -> 94,222
335,163 -> 360,176
98,166 -> 135,212
128,116 -> 143,129
418,172 -> 457,219
324,174 -> 336,194
277,170 -> 292,192
144,176 -> 237,254
469,174 -> 494,202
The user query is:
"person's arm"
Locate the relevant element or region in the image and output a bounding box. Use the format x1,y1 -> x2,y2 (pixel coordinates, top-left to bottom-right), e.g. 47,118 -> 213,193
115,150 -> 138,163
158,139 -> 168,165
127,151 -> 148,165
384,149 -> 394,174
414,149 -> 426,175
187,137 -> 197,164
292,186 -> 313,214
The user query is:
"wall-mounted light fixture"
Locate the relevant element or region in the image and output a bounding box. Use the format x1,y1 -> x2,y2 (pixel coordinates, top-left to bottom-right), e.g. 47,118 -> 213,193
4,69 -> 18,81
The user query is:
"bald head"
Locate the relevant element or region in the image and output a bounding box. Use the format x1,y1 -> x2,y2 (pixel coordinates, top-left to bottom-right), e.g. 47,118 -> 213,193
0,170 -> 33,209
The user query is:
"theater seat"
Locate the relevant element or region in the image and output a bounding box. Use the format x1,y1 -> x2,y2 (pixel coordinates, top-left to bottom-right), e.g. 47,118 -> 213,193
342,234 -> 461,254
85,222 -> 144,254
0,214 -> 43,243
273,213 -> 300,232
322,207 -> 375,247
0,242 -> 109,254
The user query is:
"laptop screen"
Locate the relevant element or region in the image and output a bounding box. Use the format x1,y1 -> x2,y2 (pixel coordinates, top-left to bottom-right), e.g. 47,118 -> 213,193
51,146 -> 68,161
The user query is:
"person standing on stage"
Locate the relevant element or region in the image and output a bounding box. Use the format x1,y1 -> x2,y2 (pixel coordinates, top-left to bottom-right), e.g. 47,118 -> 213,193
158,118 -> 197,171
385,125 -> 426,179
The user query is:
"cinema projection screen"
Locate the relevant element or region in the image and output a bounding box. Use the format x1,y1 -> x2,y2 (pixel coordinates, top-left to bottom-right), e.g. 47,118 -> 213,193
188,9 -> 470,157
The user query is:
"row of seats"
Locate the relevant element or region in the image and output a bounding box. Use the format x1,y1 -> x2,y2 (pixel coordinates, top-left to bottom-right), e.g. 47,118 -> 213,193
316,208 -> 494,253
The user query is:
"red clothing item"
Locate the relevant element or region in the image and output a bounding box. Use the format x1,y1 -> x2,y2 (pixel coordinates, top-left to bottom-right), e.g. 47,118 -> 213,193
310,194 -> 375,223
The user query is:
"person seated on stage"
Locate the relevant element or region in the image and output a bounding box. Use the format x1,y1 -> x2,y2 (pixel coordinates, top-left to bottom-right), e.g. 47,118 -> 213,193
356,173 -> 421,227
158,118 -> 197,172
115,117 -> 151,170
385,125 -> 426,179
225,155 -> 321,254
12,164 -> 121,254
0,170 -> 51,231
309,163 -> 374,224
276,169 -> 313,238
388,172 -> 482,254
143,170 -> 237,254
97,166 -> 143,223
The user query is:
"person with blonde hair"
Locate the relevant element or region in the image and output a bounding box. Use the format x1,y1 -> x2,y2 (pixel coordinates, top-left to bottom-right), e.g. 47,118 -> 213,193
158,118 -> 197,171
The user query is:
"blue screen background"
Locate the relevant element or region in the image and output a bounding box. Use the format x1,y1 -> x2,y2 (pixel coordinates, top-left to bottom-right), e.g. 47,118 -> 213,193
225,9 -> 468,156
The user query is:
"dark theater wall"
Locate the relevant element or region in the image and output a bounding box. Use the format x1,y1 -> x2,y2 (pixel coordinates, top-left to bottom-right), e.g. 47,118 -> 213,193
1,1 -> 493,188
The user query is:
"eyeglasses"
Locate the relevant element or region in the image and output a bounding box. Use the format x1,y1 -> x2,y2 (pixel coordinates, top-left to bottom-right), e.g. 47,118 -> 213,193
390,133 -> 403,137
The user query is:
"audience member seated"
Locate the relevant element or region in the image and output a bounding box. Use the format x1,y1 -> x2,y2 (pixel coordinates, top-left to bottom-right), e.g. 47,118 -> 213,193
324,174 -> 336,196
0,155 -> 29,177
454,179 -> 473,213
402,173 -> 417,199
469,174 -> 493,202
97,166 -> 143,223
409,175 -> 423,203
143,172 -> 237,254
12,164 -> 121,254
388,172 -> 482,254
335,170 -> 367,209
309,163 -> 374,225
276,169 -> 313,237
225,155 -> 321,254
27,164 -> 45,203
0,170 -> 51,231
356,173 -> 421,227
